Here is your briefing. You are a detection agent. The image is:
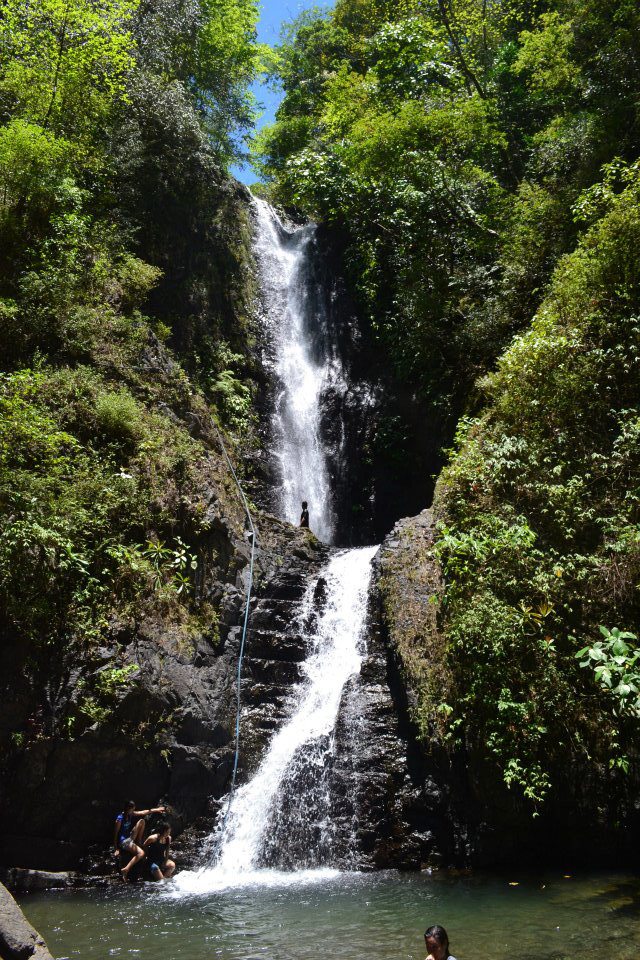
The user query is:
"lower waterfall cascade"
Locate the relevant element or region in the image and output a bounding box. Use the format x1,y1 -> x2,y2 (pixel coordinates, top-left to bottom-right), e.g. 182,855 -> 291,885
173,547 -> 378,894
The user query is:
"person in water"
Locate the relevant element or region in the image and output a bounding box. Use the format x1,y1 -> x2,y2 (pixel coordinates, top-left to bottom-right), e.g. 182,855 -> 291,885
424,924 -> 457,960
144,821 -> 176,881
114,800 -> 166,880
300,500 -> 309,528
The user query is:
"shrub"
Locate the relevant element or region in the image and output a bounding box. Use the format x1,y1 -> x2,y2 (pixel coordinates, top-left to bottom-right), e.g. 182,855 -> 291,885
95,389 -> 143,444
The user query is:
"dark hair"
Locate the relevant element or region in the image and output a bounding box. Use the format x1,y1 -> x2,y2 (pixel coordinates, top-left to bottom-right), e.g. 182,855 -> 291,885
424,926 -> 450,955
124,800 -> 135,811
157,821 -> 170,835
302,501 -> 308,509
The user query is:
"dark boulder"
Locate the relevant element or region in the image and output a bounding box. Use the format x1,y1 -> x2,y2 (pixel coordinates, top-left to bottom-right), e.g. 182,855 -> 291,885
0,869 -> 71,893
0,882 -> 54,959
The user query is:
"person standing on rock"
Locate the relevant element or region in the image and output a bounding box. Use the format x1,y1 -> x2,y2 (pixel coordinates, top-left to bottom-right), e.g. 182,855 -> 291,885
114,800 -> 165,880
300,500 -> 309,528
144,821 -> 176,881
424,925 -> 457,960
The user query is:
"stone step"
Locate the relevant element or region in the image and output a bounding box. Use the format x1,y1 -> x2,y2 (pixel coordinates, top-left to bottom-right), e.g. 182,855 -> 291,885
241,682 -> 294,708
250,604 -> 297,631
246,630 -> 306,662
242,703 -> 291,731
242,657 -> 303,685
263,572 -> 310,601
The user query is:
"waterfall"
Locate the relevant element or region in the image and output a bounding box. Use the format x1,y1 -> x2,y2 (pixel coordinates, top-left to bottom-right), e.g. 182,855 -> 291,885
252,198 -> 343,544
217,547 -> 375,868
173,547 -> 377,894
172,200 -> 378,896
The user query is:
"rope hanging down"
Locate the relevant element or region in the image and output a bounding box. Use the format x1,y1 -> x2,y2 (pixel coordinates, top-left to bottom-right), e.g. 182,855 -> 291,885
214,427 -> 256,819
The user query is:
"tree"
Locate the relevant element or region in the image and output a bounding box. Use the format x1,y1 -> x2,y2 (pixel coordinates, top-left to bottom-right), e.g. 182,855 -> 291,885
130,0 -> 265,160
0,0 -> 139,145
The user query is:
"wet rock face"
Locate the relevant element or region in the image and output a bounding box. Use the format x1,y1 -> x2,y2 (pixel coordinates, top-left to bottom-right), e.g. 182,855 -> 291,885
0,519 -> 326,874
364,510 -> 472,868
309,228 -> 448,546
328,607 -> 454,870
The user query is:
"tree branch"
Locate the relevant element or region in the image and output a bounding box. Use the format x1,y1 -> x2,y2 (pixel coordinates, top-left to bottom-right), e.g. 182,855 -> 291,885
436,0 -> 486,99
41,0 -> 71,130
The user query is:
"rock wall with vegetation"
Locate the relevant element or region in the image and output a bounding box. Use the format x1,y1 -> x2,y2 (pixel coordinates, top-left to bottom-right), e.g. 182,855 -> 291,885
257,0 -> 640,860
0,0 -> 290,869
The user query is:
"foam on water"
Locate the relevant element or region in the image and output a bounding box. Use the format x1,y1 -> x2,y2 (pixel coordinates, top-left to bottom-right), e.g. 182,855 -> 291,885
167,866 -> 343,898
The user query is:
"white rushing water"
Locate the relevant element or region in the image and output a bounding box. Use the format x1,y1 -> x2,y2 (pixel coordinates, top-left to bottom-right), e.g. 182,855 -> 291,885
172,546 -> 377,896
252,198 -> 341,544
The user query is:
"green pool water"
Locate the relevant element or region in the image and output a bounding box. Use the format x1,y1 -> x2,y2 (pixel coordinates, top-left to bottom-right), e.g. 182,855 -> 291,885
17,869 -> 640,960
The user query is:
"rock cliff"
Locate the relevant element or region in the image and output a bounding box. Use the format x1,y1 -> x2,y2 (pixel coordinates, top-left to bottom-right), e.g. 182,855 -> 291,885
0,506 -> 326,872
374,508 -> 640,867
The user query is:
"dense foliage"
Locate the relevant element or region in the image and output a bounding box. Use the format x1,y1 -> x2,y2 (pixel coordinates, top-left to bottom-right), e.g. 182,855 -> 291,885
436,168 -> 640,802
258,0 -> 640,807
0,0 -> 261,742
2,0 -> 640,823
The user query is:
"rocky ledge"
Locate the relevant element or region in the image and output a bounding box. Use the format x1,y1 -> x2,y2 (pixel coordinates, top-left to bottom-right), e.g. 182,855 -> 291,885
372,507 -> 640,868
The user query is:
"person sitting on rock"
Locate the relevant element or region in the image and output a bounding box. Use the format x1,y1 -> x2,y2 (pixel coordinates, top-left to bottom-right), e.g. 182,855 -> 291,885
114,800 -> 165,880
144,821 -> 176,881
300,500 -> 309,528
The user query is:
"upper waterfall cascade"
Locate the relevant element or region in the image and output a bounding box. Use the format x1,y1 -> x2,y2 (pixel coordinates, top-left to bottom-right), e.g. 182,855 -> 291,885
252,197 -> 346,544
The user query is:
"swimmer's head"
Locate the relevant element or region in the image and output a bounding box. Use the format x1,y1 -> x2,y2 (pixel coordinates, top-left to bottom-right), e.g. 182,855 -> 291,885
424,925 -> 449,960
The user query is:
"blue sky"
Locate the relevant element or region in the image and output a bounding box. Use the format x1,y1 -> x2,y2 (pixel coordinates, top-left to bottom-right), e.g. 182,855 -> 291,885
231,0 -> 327,184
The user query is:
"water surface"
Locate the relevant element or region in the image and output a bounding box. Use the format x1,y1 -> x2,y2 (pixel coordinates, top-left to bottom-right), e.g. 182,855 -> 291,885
19,869 -> 640,960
